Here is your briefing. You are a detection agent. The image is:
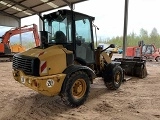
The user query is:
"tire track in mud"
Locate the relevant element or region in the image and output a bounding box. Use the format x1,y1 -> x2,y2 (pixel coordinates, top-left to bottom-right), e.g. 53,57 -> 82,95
0,92 -> 73,120
1,62 -> 160,120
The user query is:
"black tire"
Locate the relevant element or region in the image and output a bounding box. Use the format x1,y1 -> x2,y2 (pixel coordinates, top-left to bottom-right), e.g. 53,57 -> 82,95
140,65 -> 147,79
155,56 -> 160,62
62,71 -> 90,107
103,64 -> 123,90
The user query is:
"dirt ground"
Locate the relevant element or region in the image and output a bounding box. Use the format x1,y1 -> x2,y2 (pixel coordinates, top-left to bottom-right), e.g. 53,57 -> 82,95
0,57 -> 160,120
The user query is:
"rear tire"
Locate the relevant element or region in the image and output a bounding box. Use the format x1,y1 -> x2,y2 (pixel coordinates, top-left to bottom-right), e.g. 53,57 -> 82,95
62,71 -> 90,107
103,64 -> 123,90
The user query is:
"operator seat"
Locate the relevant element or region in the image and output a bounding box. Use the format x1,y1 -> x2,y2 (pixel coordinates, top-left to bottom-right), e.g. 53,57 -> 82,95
54,31 -> 66,43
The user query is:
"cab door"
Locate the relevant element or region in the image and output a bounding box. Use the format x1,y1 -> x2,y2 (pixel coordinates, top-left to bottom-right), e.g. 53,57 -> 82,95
75,15 -> 94,64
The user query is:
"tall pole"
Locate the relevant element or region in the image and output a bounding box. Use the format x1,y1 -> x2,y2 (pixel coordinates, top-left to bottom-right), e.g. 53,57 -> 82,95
39,13 -> 43,31
122,0 -> 129,58
18,19 -> 22,45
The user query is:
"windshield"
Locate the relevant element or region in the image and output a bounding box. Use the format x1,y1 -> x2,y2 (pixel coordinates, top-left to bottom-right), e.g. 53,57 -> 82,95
44,12 -> 72,44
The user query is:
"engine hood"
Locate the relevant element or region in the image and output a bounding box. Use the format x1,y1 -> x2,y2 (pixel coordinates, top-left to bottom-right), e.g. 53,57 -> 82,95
20,45 -> 64,58
18,45 -> 69,76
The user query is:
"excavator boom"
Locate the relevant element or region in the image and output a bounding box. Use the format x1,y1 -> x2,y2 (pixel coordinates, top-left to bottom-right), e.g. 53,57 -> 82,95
1,24 -> 40,46
0,24 -> 40,61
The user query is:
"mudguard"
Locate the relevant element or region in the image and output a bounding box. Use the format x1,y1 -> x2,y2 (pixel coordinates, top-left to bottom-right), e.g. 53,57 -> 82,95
60,65 -> 96,94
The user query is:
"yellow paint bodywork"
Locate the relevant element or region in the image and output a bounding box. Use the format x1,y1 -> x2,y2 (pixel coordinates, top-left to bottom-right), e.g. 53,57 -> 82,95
12,45 -> 72,96
99,51 -> 112,70
20,45 -> 68,76
10,44 -> 25,53
13,70 -> 66,96
101,51 -> 111,64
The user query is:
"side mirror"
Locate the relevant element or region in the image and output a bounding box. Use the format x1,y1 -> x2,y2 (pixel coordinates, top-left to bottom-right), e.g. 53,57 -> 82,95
109,44 -> 115,48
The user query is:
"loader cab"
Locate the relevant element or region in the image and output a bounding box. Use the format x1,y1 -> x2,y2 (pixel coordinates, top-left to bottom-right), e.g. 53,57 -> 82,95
142,45 -> 155,54
42,9 -> 95,65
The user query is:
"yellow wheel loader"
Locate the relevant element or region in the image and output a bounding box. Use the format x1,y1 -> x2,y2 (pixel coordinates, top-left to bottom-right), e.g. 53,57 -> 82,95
12,9 -> 124,107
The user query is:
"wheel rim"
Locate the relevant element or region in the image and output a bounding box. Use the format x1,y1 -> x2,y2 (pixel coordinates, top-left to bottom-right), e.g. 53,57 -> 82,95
72,79 -> 86,99
114,71 -> 121,85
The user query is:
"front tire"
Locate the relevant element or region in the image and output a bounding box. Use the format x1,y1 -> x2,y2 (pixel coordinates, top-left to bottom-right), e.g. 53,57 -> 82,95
62,71 -> 90,107
103,64 -> 123,90
139,65 -> 147,78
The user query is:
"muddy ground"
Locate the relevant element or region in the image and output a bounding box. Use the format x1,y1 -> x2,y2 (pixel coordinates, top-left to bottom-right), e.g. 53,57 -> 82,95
0,58 -> 160,120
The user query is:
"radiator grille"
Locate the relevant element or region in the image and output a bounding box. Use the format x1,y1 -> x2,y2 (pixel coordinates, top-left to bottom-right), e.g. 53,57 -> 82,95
13,55 -> 32,74
12,54 -> 40,76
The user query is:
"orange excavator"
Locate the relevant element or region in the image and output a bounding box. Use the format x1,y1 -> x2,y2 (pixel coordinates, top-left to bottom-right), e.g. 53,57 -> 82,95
0,24 -> 40,61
